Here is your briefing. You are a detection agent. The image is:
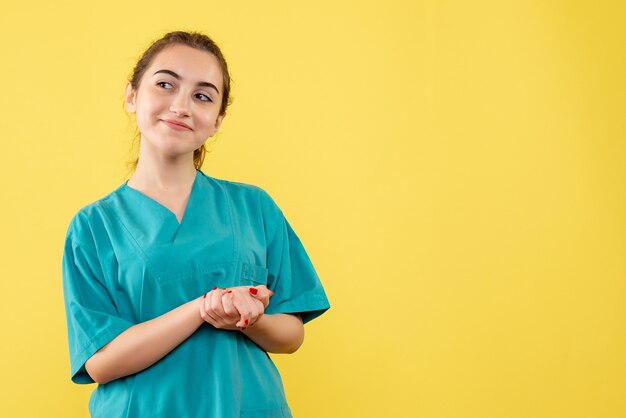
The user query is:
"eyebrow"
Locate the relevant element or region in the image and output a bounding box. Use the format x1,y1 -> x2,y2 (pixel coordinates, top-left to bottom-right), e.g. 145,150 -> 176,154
152,69 -> 220,94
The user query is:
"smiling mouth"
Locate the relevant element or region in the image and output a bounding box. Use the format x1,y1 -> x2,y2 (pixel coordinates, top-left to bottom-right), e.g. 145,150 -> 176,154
161,120 -> 192,131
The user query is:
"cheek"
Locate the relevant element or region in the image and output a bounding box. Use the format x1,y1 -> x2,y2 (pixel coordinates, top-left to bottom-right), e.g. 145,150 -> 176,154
203,112 -> 220,127
135,102 -> 160,131
190,115 -> 209,131
135,113 -> 152,133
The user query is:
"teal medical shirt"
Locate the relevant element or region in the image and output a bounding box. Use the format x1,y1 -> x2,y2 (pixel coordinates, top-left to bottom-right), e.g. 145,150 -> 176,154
61,169 -> 330,418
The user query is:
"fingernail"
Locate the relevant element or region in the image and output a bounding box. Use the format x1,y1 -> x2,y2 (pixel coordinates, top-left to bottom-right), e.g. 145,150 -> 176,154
212,286 -> 217,290
244,319 -> 249,325
203,293 -> 207,299
227,290 -> 232,293
249,288 -> 258,295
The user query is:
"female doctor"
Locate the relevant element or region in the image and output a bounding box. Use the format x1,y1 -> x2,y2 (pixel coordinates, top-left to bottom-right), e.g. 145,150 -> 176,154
61,30 -> 330,418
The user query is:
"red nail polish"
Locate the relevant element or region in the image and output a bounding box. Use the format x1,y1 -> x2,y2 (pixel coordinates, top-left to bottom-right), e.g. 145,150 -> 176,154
227,290 -> 232,293
249,288 -> 258,295
212,286 -> 217,290
244,319 -> 249,325
203,293 -> 207,299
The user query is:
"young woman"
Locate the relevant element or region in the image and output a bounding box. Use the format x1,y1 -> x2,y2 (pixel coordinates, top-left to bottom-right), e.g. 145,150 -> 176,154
61,30 -> 330,418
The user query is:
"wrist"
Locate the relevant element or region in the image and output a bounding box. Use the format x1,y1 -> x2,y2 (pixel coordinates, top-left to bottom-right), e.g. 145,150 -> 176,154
194,295 -> 207,327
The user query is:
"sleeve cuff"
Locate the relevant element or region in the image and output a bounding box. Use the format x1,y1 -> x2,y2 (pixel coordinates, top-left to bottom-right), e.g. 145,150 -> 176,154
265,293 -> 330,324
70,321 -> 135,384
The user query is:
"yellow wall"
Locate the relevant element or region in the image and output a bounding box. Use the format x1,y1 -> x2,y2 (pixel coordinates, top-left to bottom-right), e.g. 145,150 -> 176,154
1,1 -> 625,417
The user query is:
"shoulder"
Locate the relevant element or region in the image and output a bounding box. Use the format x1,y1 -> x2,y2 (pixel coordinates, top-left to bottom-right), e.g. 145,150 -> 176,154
200,171 -> 270,199
64,185 -> 124,245
199,171 -> 284,217
199,171 -> 286,238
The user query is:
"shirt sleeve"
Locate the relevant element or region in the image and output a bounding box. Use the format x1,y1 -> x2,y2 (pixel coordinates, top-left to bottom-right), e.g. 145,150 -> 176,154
61,214 -> 135,384
260,191 -> 331,324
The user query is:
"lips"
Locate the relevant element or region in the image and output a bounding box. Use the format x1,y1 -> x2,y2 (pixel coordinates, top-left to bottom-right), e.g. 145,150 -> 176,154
161,119 -> 192,130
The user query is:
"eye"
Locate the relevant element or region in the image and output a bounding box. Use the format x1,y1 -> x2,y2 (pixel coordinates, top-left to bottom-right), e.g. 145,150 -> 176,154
196,93 -> 213,102
157,81 -> 173,89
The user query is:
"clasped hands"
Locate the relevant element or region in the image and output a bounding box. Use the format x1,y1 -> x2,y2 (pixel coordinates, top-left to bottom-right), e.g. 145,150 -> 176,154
199,285 -> 273,331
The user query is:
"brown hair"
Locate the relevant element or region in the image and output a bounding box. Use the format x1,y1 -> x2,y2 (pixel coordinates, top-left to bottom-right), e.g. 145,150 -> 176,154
125,30 -> 233,173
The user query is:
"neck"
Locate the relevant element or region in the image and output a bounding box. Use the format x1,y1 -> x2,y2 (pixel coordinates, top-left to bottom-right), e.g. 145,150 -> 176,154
129,143 -> 198,191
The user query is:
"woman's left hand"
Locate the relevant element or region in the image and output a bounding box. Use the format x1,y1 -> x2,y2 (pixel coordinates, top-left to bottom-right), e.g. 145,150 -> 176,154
246,285 -> 274,309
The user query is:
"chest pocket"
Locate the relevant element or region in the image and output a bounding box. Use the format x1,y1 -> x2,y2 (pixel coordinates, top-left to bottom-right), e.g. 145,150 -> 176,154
238,262 -> 269,286
154,261 -> 267,289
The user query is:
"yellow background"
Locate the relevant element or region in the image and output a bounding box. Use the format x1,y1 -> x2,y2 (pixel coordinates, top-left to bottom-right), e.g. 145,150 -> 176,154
1,1 -> 625,417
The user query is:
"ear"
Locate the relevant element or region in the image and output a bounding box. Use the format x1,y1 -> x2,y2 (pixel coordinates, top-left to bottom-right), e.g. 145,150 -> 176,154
125,82 -> 137,113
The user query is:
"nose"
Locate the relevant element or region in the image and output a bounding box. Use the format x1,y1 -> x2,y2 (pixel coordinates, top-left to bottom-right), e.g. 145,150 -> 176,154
170,90 -> 190,116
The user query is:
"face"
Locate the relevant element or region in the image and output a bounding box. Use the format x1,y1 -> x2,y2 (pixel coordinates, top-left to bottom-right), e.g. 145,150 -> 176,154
125,43 -> 226,161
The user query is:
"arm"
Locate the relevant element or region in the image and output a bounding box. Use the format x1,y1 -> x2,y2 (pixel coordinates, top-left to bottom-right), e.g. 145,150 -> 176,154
85,296 -> 205,385
242,313 -> 304,354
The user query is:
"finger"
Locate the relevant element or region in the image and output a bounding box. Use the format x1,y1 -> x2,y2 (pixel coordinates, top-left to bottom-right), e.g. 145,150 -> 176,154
249,285 -> 273,308
221,291 -> 239,321
241,291 -> 262,327
214,288 -> 233,322
246,298 -> 264,327
201,292 -> 220,326
211,288 -> 230,320
231,292 -> 254,328
206,289 -> 227,325
247,297 -> 264,326
249,285 -> 273,299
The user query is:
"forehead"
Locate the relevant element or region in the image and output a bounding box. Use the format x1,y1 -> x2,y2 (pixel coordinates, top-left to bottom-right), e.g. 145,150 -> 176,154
148,44 -> 223,87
